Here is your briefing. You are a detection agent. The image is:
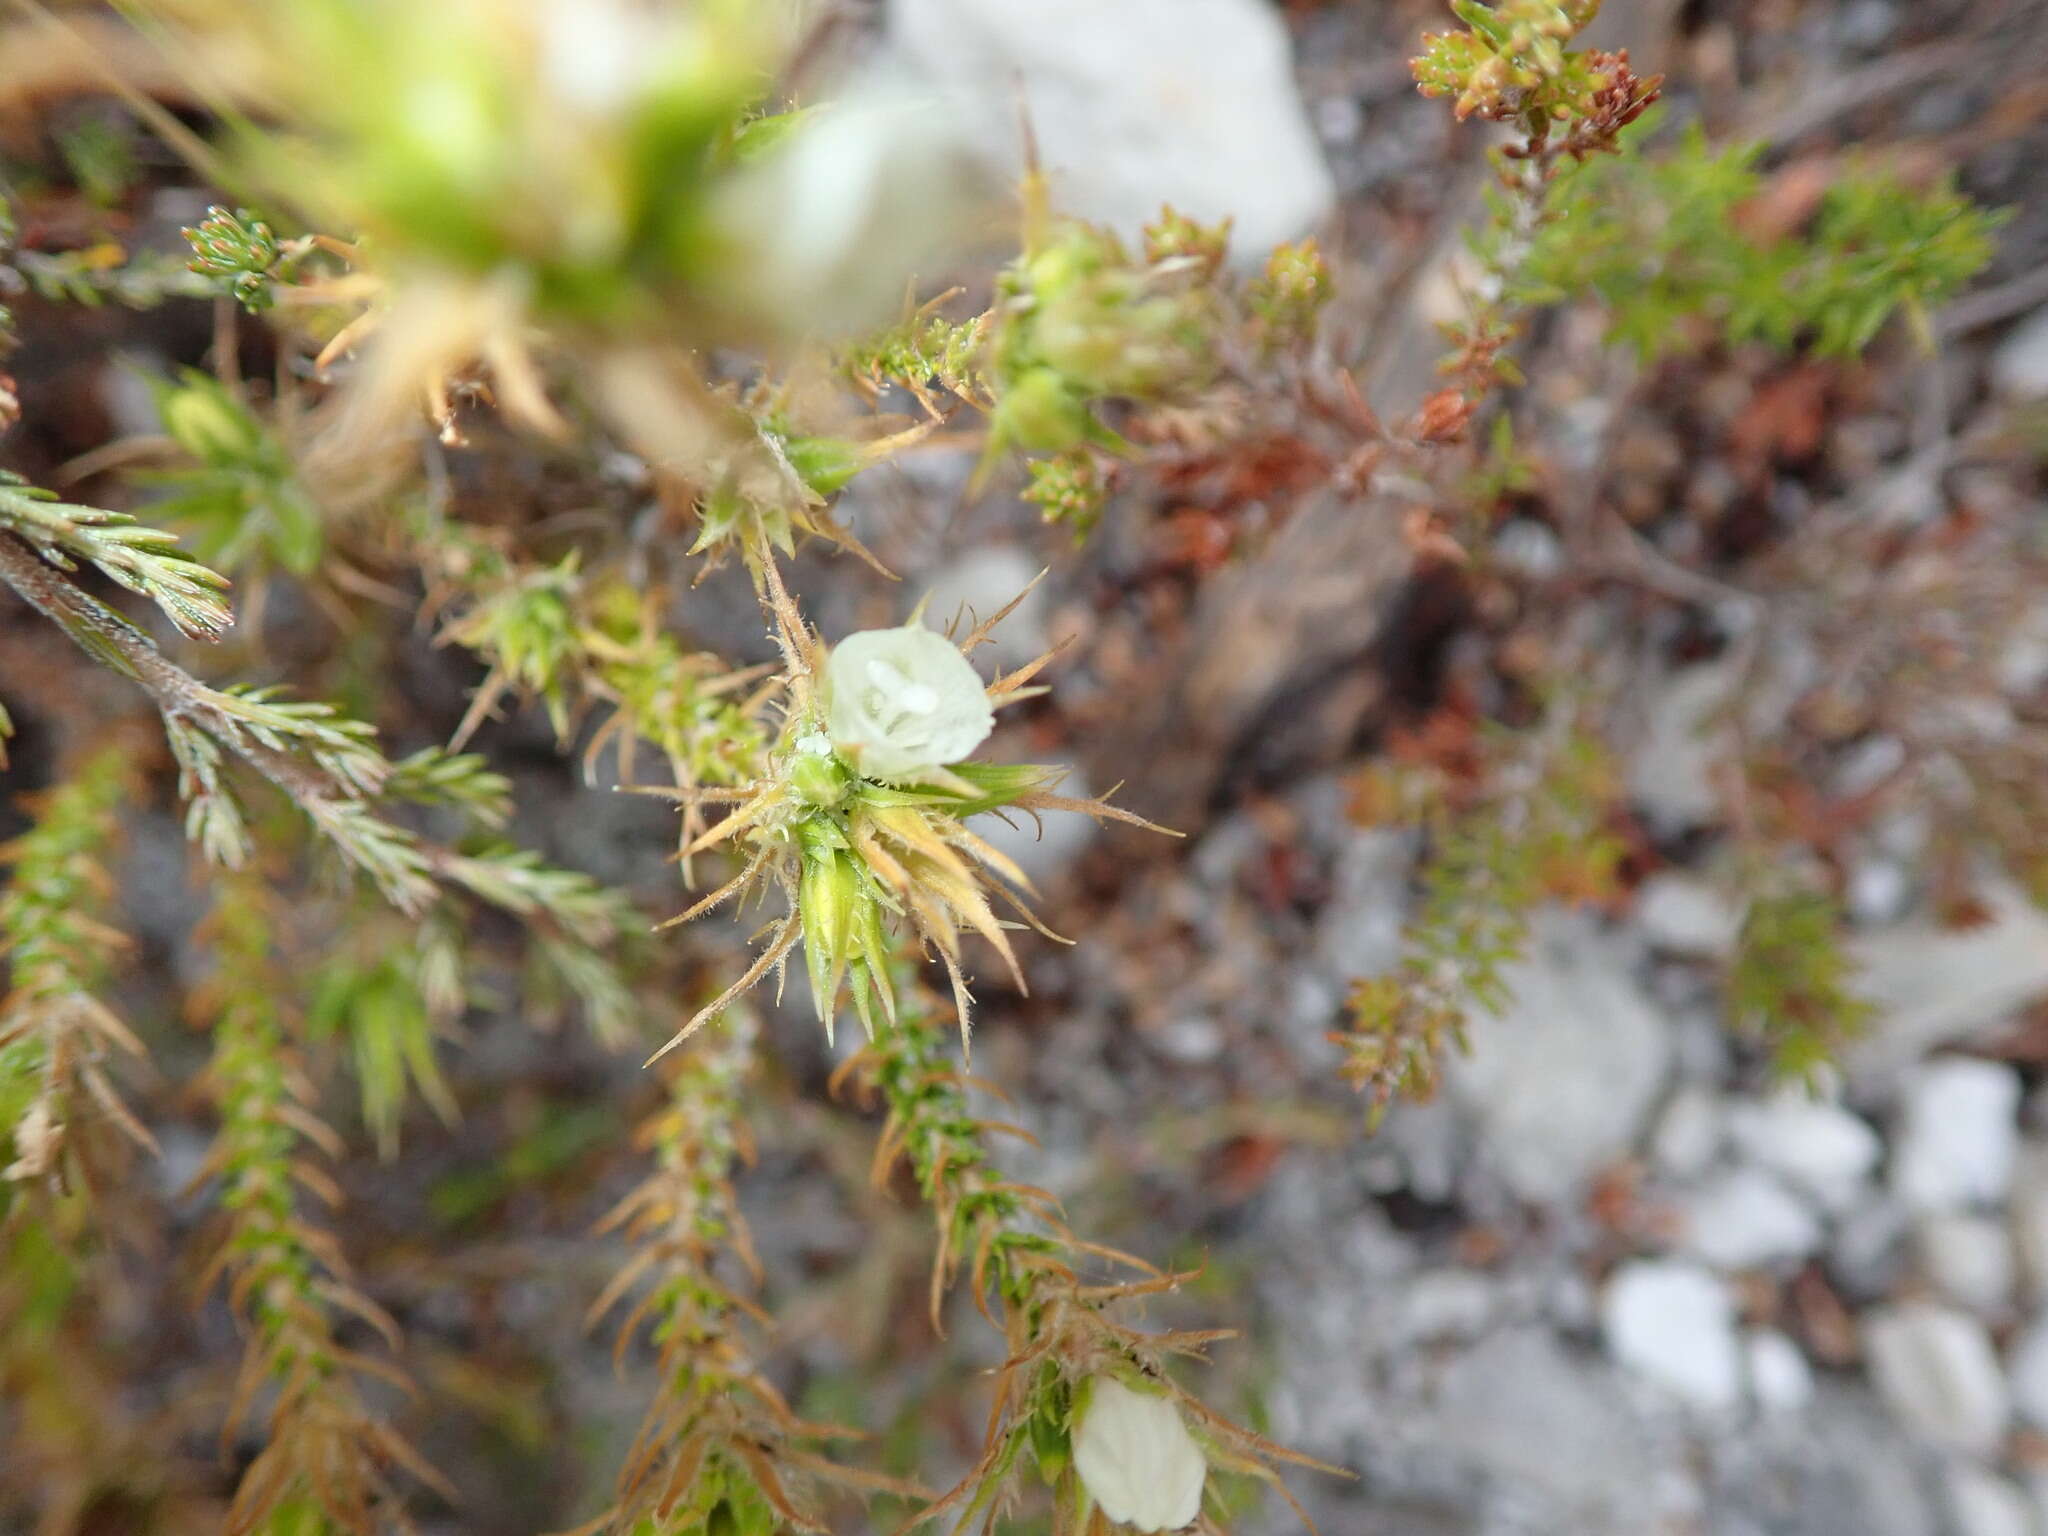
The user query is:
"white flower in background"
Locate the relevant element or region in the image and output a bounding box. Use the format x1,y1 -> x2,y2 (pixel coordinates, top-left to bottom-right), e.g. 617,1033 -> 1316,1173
1072,1376 -> 1207,1533
823,624 -> 993,782
713,67 -> 983,335
537,0 -> 658,114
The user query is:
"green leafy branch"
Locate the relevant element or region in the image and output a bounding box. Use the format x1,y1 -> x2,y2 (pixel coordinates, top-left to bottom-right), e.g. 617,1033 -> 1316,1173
0,522 -> 641,994
7,243 -> 217,311
0,746 -> 154,1194
588,1007 -> 917,1536
0,470 -> 233,640
193,876 -> 450,1534
843,968 -> 1330,1532
1520,122 -> 2006,360
1728,889 -> 1873,1083
1336,726 -> 1624,1122
138,369 -> 327,580
1414,2 -> 1663,401
299,840 -> 640,1156
424,542 -> 773,837
181,204 -> 336,314
306,917 -> 464,1160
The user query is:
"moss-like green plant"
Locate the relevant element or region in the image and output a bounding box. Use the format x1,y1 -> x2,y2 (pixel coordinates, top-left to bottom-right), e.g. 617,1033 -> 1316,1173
1336,724 -> 1624,1122
1728,890 -> 1874,1083
1520,119 -> 2005,359
0,746 -> 151,1197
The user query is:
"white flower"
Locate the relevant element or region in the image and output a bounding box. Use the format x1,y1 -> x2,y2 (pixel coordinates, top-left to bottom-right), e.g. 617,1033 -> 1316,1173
822,624 -> 993,782
712,68 -> 980,336
537,0 -> 659,115
1072,1376 -> 1207,1533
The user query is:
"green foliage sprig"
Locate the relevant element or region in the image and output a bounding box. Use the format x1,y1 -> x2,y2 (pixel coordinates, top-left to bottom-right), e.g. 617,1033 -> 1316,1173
139,370 -> 326,579
183,205 -> 298,313
306,922 -> 463,1160
0,470 -> 234,641
844,967 -> 1333,1532
1412,0 -> 1606,124
1521,122 -> 2005,359
844,300 -> 991,415
1728,889 -> 1873,1082
7,243 -> 217,311
590,1007 -> 919,1536
193,876 -> 450,1533
978,197 -> 1230,478
1412,2 -> 1663,399
0,511 -> 643,1020
1021,450 -> 1112,537
1336,725 -> 1624,1122
0,746 -> 153,1193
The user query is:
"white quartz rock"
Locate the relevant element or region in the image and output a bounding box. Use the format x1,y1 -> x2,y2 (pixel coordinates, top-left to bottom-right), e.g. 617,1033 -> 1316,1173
1863,1302 -> 2010,1456
1602,1260 -> 1743,1412
887,0 -> 1334,261
1891,1057 -> 2021,1215
1726,1091 -> 1881,1214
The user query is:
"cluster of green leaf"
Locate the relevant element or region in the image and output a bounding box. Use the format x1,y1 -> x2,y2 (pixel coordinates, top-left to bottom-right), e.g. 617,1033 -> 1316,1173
1413,1 -> 1662,398
1021,449 -> 1112,535
1411,0 -> 1606,123
443,554 -> 586,743
843,303 -> 990,413
139,370 -> 325,578
0,468 -> 234,640
0,479 -> 637,1004
183,205 -> 301,313
1728,890 -> 1875,1082
9,242 -> 217,310
430,545 -> 772,811
1246,238 -> 1336,350
852,197 -> 1334,536
1521,120 -> 2004,359
307,922 -> 464,1158
981,203 -> 1227,472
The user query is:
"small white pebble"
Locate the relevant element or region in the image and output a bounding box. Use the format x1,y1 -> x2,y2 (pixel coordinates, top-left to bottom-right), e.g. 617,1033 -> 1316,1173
1892,1058 -> 2022,1215
1602,1260 -> 1742,1413
1745,1329 -> 1814,1416
1863,1302 -> 2010,1455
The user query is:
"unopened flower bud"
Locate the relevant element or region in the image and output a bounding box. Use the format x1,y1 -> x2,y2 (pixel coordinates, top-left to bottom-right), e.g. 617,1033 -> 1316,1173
798,823 -> 860,1029
788,734 -> 851,807
782,433 -> 870,497
1072,1376 -> 1206,1533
